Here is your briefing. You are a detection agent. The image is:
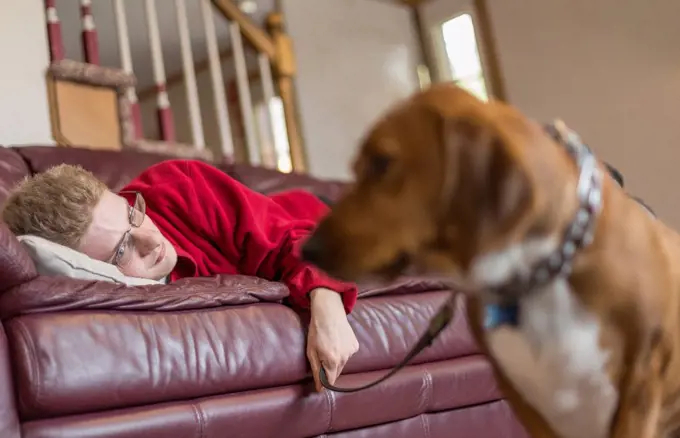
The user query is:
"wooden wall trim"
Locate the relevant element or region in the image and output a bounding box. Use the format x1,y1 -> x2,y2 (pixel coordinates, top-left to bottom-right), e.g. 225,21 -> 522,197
473,0 -> 507,101
410,5 -> 436,83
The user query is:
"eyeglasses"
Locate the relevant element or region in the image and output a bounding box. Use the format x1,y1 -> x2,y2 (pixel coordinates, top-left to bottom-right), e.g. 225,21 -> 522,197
111,191 -> 146,267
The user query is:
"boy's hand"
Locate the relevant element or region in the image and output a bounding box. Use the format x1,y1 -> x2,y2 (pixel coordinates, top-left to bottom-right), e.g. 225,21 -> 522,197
307,288 -> 359,392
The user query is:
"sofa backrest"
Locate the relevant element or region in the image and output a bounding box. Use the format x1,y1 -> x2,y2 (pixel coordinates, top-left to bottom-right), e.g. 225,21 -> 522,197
0,147 -> 32,206
10,145 -> 194,194
1,145 -> 349,201
227,162 -> 348,200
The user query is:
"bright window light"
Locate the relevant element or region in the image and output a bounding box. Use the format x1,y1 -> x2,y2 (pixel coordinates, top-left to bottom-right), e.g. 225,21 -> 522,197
441,13 -> 489,101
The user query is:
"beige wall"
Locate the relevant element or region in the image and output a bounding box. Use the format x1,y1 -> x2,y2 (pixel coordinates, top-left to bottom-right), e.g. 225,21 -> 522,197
0,0 -> 53,146
282,0 -> 422,181
421,0 -> 680,227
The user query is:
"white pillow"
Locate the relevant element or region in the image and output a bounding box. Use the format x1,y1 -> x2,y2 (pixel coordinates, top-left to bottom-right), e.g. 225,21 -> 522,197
17,235 -> 162,286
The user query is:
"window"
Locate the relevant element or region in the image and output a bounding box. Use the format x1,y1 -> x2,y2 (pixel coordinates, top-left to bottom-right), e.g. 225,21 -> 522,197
440,13 -> 489,101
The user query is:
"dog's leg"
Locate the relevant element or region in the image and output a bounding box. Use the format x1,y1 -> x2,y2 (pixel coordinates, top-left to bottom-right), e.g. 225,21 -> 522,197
609,367 -> 664,438
466,297 -> 560,438
609,329 -> 670,438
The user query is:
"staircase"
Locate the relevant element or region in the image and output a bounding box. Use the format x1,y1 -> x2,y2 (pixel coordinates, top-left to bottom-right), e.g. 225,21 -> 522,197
43,0 -> 305,172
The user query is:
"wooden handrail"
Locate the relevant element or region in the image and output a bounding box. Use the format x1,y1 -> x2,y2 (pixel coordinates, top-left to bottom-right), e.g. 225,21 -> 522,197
210,0 -> 276,59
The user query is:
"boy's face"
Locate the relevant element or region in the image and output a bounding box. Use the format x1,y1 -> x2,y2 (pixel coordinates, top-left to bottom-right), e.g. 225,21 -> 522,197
78,190 -> 177,280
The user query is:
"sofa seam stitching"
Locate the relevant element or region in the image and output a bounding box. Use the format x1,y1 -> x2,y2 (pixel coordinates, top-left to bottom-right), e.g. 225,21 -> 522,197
421,369 -> 433,438
190,402 -> 206,438
324,385 -> 335,433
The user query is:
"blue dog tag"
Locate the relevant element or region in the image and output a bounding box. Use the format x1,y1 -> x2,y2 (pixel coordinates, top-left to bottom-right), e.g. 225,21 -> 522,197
484,302 -> 520,329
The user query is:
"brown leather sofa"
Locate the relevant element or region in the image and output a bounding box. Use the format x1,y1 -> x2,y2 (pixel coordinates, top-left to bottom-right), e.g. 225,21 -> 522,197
0,145 -> 529,438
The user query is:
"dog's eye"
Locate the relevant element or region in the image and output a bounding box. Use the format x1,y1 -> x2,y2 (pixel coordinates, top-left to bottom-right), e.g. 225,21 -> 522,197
369,153 -> 392,178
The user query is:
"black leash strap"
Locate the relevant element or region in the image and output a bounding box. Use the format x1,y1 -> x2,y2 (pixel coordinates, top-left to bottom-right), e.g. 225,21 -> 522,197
319,291 -> 459,393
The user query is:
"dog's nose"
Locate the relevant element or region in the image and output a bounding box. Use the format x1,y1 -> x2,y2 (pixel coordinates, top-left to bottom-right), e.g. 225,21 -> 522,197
301,234 -> 325,265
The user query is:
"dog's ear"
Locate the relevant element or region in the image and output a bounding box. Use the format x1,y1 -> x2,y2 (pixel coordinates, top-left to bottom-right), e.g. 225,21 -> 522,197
442,118 -> 535,256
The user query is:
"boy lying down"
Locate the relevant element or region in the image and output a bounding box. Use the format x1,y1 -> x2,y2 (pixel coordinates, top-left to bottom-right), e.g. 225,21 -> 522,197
0,159 -> 359,392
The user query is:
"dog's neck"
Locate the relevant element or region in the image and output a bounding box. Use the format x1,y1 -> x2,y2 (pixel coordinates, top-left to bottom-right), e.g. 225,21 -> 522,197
475,121 -> 604,327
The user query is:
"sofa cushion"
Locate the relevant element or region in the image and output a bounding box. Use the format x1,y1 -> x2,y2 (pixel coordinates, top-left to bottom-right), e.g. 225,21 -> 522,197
5,283 -> 478,420
18,356 -> 507,438
17,235 -> 161,286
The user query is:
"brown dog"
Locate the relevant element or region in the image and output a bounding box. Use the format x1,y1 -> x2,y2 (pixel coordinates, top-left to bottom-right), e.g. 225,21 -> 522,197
301,83 -> 680,438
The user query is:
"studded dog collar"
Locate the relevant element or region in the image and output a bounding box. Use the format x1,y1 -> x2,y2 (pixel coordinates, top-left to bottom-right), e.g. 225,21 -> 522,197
484,120 -> 604,328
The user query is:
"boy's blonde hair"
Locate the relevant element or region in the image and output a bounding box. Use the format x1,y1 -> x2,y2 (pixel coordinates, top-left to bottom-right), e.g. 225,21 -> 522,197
1,164 -> 108,249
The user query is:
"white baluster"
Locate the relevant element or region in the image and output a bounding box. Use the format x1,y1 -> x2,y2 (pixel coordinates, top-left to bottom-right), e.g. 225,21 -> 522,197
113,0 -> 132,73
230,22 -> 260,165
113,0 -> 142,139
257,53 -> 277,168
144,0 -> 175,142
200,0 -> 234,157
175,0 -> 205,148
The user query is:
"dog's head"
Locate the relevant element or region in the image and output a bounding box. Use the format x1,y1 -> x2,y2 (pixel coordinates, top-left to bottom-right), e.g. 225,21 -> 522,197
302,83 -> 577,282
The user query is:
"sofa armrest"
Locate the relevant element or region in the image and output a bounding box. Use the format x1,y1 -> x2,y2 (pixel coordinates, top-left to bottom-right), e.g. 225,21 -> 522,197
0,324 -> 19,437
0,222 -> 38,294
0,274 -> 289,319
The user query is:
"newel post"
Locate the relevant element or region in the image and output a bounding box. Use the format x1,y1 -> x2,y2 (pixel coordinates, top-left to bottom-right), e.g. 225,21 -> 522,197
267,12 -> 307,173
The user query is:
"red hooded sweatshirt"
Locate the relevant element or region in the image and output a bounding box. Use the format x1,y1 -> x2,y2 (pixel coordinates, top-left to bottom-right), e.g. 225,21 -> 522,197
119,159 -> 358,313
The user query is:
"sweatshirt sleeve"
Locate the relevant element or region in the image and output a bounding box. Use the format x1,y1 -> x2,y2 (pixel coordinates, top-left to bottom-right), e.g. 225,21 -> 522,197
128,160 -> 358,313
